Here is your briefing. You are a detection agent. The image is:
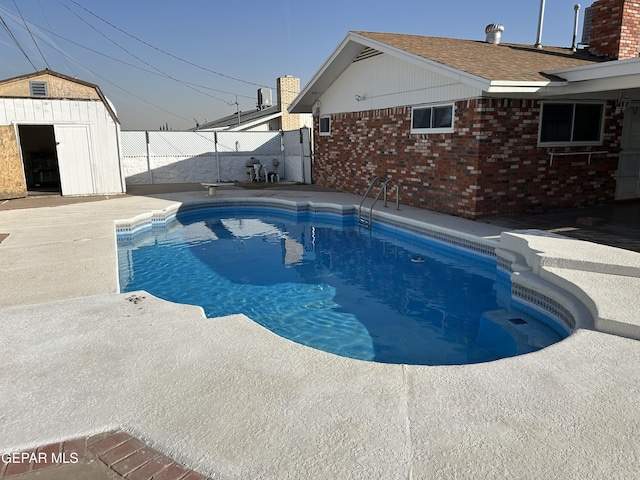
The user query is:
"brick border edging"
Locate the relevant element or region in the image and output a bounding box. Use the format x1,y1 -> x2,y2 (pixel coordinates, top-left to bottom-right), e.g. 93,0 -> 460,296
1,430 -> 212,480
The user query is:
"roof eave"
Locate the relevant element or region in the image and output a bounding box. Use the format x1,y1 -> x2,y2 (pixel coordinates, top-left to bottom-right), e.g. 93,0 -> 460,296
290,33 -> 367,113
227,112 -> 282,131
291,32 -> 572,112
486,80 -> 557,94
348,32 -> 493,91
547,56 -> 640,81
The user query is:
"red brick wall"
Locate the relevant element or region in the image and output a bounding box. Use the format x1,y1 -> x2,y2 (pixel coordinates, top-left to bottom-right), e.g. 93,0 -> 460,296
313,99 -> 621,219
588,0 -> 640,59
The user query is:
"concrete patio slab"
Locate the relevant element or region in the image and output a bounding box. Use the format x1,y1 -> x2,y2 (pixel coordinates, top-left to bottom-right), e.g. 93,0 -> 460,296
1,187 -> 639,479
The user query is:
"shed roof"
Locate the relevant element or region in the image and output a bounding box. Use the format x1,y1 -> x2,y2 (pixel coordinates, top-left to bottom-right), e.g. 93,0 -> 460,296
0,69 -> 119,124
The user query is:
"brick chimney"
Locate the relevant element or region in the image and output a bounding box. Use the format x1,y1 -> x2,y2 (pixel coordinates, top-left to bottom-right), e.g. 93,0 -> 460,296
588,0 -> 640,59
277,76 -> 301,131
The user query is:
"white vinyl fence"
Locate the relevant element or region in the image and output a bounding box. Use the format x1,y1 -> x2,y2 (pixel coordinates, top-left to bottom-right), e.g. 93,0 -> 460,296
121,129 -> 312,185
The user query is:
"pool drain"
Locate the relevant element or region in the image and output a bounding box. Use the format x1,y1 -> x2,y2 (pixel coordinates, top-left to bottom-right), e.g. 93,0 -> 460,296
411,255 -> 425,263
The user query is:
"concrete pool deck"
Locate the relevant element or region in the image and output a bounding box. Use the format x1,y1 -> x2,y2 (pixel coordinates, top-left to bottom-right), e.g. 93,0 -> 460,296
1,185 -> 639,479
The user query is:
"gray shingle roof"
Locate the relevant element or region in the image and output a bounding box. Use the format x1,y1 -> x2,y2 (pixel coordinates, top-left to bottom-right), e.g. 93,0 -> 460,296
196,105 -> 280,130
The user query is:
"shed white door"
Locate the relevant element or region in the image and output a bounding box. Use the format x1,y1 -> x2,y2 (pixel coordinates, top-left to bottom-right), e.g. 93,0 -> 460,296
616,106 -> 640,200
55,124 -> 95,196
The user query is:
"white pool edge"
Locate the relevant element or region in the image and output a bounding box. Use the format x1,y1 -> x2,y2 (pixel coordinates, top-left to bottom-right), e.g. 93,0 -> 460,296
115,197 -> 598,339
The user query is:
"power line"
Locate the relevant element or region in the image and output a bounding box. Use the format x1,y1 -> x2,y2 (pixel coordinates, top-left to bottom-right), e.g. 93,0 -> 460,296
11,0 -> 50,69
0,5 -> 256,102
0,13 -> 37,70
0,6 -> 192,127
37,0 -> 76,76
57,1 -> 232,105
62,0 -> 272,91
0,8 -> 250,130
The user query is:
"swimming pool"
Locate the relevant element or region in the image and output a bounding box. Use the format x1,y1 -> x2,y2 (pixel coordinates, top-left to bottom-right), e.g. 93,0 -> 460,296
117,204 -> 567,365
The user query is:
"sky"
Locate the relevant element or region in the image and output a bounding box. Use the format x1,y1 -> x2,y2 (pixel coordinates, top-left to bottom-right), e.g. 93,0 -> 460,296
0,0 -> 589,131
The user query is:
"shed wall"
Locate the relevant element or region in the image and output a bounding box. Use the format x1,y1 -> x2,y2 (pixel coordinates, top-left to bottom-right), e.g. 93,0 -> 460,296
0,97 -> 123,196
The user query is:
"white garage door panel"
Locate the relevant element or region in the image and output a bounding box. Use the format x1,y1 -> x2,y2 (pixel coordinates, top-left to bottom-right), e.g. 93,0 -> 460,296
55,125 -> 95,195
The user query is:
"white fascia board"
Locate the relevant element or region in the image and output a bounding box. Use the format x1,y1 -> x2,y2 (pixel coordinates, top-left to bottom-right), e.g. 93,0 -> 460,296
539,76 -> 640,96
486,80 -> 556,94
348,32 -> 492,92
547,57 -> 640,82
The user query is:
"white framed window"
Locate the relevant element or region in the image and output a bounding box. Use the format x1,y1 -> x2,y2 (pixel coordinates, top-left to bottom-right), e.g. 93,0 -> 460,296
411,103 -> 454,134
319,116 -> 331,136
29,81 -> 48,97
539,102 -> 604,145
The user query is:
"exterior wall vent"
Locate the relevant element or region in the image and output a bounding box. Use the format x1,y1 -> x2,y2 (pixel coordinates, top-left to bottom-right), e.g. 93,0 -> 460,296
29,81 -> 48,97
581,6 -> 593,45
353,47 -> 383,62
485,24 -> 505,44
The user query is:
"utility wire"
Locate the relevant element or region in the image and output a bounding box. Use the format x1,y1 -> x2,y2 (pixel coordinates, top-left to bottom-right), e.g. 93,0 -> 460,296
0,8 -> 246,129
68,59 -> 194,125
37,0 -> 76,76
57,1 -> 232,105
0,5 -> 255,101
0,13 -> 37,70
62,0 -> 272,90
11,0 -> 50,69
0,6 -> 191,126
60,1 -> 302,99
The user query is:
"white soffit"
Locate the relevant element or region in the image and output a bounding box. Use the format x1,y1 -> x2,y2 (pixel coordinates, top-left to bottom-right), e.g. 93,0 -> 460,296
289,35 -> 366,113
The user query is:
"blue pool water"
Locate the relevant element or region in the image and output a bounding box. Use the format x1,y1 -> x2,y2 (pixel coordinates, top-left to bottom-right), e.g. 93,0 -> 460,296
118,207 -> 567,365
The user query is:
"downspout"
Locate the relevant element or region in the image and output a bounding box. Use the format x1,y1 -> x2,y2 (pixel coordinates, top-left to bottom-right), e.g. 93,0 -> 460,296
115,122 -> 126,193
280,130 -> 286,181
308,126 -> 314,184
215,131 -> 220,182
145,130 -> 153,184
299,128 -> 305,184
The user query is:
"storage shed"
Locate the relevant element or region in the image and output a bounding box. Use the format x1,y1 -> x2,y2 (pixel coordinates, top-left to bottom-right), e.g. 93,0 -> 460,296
0,70 -> 125,199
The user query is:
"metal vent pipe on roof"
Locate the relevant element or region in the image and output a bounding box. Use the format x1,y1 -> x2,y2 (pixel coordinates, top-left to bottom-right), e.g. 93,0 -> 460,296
572,4 -> 581,52
485,23 -> 505,44
535,0 -> 546,49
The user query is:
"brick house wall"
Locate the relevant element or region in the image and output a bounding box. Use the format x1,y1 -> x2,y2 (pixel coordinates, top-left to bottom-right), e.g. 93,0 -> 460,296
313,99 -> 621,219
588,0 -> 640,59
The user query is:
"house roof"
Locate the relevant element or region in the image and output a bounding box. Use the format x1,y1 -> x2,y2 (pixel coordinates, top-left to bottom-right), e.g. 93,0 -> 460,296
0,69 -> 119,124
195,105 -> 281,131
289,31 -> 607,113
354,31 -> 602,83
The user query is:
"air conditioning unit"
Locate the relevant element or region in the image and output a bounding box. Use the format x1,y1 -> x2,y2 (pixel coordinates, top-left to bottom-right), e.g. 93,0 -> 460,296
257,88 -> 272,110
